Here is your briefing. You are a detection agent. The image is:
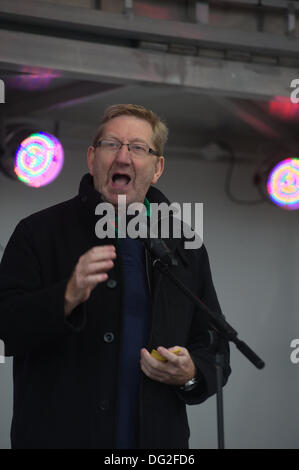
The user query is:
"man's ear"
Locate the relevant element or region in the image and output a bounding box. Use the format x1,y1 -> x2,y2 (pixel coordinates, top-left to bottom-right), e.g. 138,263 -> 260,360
87,146 -> 95,175
152,156 -> 165,184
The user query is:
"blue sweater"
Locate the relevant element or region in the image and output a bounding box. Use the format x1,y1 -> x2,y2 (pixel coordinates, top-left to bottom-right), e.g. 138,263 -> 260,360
116,237 -> 151,449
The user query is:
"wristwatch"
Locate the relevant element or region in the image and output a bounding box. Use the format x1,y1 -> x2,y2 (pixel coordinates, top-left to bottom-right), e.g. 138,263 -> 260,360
179,376 -> 199,392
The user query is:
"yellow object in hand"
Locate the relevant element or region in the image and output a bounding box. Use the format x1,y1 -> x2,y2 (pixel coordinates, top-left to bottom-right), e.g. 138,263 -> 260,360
151,348 -> 181,362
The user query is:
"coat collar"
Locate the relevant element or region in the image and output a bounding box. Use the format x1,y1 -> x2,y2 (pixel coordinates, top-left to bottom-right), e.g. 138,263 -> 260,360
77,173 -> 188,261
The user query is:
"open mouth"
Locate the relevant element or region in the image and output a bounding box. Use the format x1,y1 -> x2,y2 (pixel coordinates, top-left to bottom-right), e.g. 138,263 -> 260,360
111,173 -> 131,188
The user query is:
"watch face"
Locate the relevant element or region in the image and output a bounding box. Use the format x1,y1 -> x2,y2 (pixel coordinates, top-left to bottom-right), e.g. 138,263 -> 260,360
180,377 -> 198,392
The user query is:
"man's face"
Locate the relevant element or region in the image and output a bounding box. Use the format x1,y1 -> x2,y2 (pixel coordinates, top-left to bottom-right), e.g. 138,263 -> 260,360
87,115 -> 164,207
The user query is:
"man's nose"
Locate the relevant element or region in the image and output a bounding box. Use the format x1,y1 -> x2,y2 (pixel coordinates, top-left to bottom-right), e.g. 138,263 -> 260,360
114,143 -> 131,163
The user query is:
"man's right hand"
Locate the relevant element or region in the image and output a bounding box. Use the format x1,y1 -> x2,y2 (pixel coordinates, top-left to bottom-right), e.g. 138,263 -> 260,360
64,245 -> 116,316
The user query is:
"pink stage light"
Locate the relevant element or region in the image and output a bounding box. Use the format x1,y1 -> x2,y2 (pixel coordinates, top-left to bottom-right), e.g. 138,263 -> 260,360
14,132 -> 64,187
267,158 -> 299,210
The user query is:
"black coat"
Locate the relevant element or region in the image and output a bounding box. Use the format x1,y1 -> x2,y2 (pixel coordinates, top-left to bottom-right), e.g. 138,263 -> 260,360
0,174 -> 231,449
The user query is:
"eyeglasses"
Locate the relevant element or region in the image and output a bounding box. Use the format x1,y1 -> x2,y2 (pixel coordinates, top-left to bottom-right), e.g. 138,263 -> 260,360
94,139 -> 159,158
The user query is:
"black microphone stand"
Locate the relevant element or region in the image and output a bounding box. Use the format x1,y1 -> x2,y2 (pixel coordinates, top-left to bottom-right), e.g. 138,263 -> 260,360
146,247 -> 265,450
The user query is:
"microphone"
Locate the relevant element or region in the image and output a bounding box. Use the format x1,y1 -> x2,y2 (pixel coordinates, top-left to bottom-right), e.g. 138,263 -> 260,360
135,218 -> 178,267
142,237 -> 178,266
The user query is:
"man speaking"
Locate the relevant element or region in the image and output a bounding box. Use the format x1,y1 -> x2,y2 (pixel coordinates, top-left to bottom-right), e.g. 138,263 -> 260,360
0,104 -> 231,449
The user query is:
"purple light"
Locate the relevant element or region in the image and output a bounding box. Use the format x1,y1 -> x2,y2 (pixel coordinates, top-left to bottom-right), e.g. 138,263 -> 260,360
8,66 -> 59,90
14,132 -> 64,187
267,158 -> 299,210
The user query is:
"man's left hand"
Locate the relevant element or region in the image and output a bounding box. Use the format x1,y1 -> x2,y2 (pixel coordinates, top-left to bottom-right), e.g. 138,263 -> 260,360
140,346 -> 196,386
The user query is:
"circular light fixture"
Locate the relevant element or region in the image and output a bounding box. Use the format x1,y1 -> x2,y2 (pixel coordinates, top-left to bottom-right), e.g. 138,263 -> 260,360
266,158 -> 299,210
14,132 -> 64,187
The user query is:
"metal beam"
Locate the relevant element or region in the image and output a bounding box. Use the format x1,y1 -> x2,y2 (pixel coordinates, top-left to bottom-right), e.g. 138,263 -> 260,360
5,81 -> 122,118
0,0 -> 298,59
0,29 -> 296,100
210,0 -> 299,9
